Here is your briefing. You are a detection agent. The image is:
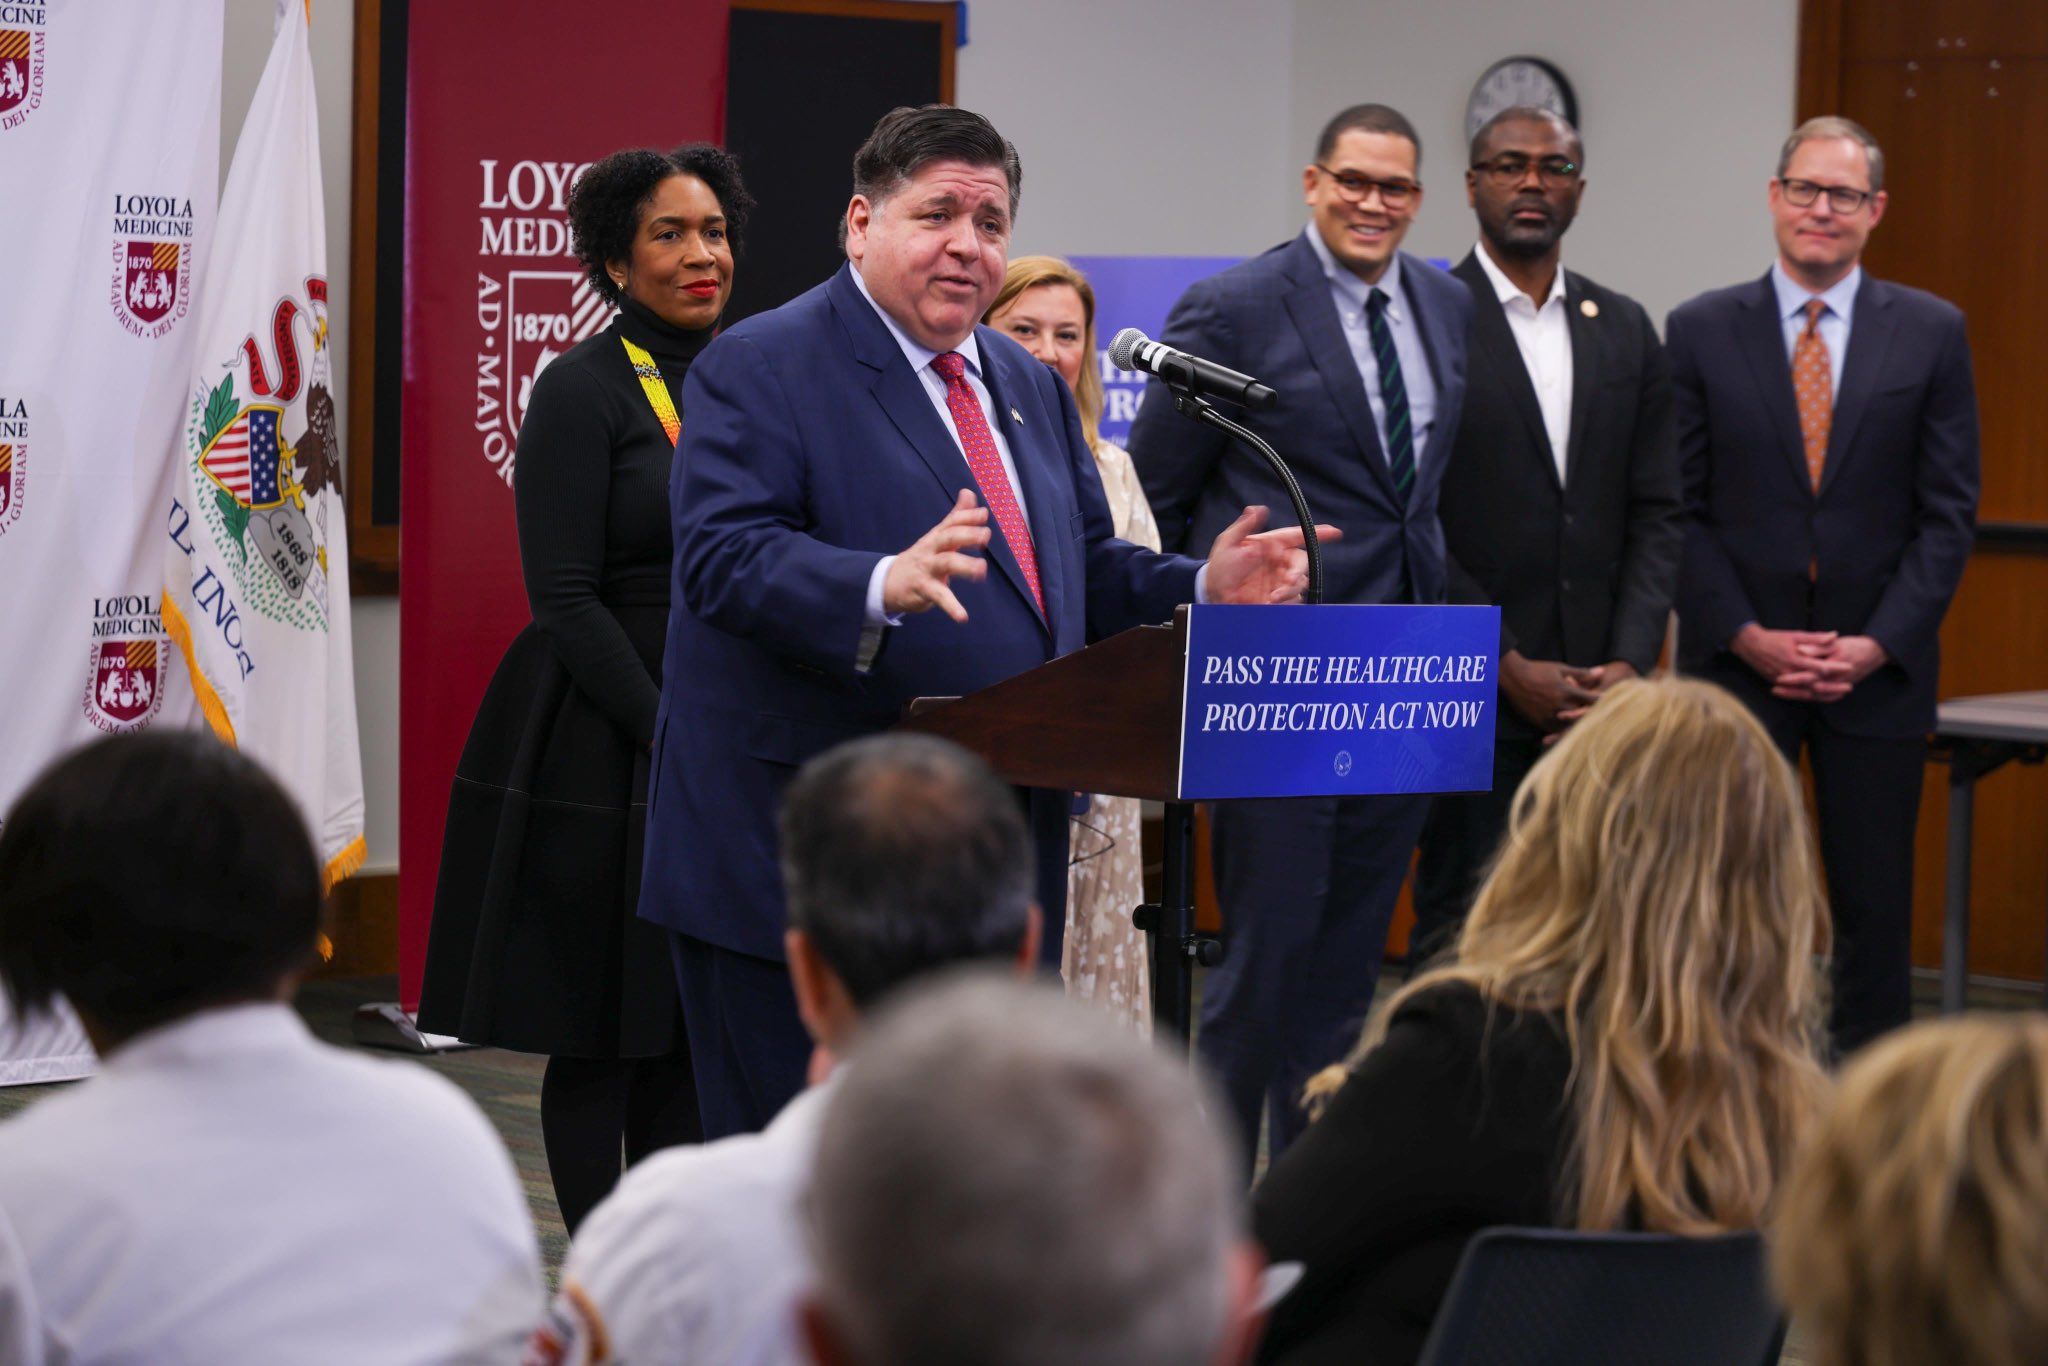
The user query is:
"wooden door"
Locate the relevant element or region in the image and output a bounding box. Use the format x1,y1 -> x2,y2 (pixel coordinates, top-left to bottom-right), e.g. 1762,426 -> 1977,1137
1802,0 -> 2048,983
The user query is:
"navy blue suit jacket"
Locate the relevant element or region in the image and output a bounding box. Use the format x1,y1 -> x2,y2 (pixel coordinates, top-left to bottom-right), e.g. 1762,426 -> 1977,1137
1128,236 -> 1473,606
1667,271 -> 1979,737
640,266 -> 1202,961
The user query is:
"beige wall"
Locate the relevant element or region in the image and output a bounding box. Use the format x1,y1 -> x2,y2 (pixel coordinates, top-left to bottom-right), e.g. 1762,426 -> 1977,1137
223,0 -> 399,876
1288,0 -> 1801,325
262,0 -> 1799,881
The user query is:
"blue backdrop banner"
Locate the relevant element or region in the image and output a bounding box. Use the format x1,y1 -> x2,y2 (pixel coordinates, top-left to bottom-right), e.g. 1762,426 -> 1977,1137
1179,604 -> 1501,800
1068,254 -> 1239,448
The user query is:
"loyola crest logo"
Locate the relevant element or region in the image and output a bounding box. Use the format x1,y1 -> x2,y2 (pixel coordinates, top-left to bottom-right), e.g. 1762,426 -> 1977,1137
0,5 -> 47,134
110,194 -> 197,339
187,275 -> 342,632
0,393 -> 25,534
82,595 -> 168,733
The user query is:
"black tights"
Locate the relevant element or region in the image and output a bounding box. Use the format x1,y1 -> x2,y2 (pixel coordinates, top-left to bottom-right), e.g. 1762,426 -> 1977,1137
541,1050 -> 700,1235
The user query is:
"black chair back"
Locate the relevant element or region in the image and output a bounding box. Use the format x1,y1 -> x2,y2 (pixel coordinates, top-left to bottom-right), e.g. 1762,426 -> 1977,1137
1414,1227 -> 1786,1366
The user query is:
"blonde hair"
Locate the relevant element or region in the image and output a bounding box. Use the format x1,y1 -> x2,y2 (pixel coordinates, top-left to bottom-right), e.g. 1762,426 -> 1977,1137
1308,677 -> 1830,1233
984,255 -> 1105,455
1774,1015 -> 2048,1366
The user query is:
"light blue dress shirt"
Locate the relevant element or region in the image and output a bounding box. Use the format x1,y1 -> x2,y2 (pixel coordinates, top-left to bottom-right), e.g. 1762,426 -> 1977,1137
1303,226 -> 1440,476
1770,260 -> 1859,399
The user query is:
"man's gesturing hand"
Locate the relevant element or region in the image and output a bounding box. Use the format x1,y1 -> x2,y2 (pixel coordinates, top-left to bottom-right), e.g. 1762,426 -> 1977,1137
883,490 -> 991,623
1205,505 -> 1343,605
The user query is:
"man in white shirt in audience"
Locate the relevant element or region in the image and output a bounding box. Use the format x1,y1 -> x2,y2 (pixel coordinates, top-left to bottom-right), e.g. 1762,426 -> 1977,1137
533,733 -> 1041,1366
0,732 -> 543,1365
799,975 -> 1263,1366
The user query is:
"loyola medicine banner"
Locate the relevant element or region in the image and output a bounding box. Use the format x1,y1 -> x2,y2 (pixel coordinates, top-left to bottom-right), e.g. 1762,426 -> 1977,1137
399,0 -> 730,1007
0,0 -> 222,1081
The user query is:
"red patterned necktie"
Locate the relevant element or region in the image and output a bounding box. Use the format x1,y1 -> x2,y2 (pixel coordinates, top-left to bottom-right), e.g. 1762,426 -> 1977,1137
1792,297 -> 1832,491
931,350 -> 1042,614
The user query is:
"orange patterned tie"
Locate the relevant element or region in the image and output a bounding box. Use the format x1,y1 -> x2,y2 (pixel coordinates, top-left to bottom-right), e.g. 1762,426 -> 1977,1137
1792,298 -> 1832,491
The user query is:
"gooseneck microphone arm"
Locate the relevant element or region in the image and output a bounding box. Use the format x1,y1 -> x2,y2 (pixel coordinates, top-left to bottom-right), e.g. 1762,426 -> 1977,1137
1171,392 -> 1324,605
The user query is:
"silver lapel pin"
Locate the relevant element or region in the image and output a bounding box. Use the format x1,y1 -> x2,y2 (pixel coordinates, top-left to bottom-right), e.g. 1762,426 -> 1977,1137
1010,407 -> 1024,425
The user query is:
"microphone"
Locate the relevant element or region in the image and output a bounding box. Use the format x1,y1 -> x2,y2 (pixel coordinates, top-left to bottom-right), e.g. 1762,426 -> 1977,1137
1109,328 -> 1277,410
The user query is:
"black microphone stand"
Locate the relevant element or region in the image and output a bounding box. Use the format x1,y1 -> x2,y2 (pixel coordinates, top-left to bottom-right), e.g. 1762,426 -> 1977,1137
1136,381 -> 1325,1049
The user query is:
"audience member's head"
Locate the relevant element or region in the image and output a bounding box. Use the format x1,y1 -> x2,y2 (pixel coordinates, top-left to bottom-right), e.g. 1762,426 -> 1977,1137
1774,1014 -> 2048,1366
1317,676 -> 1830,1233
778,734 -> 1040,1053
799,974 -> 1259,1366
0,731 -> 322,1051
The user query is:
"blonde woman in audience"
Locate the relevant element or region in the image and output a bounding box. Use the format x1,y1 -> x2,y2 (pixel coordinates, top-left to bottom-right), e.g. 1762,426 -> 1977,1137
1252,677 -> 1831,1365
984,255 -> 1160,1030
1774,1014 -> 2048,1366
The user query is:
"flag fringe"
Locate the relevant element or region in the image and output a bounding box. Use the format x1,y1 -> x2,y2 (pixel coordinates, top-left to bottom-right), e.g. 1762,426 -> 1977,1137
161,592 -> 239,746
323,833 -> 367,891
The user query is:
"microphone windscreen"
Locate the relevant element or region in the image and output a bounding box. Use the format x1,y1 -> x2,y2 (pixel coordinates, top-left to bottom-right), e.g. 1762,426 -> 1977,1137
1107,327 -> 1146,371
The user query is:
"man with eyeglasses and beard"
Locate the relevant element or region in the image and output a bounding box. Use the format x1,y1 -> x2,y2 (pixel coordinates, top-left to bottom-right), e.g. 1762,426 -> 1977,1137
1411,107 -> 1681,965
1128,103 -> 1472,1176
1667,115 -> 1979,1054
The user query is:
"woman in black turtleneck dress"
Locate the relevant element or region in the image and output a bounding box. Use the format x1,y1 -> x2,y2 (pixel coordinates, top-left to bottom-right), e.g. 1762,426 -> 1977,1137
418,145 -> 754,1234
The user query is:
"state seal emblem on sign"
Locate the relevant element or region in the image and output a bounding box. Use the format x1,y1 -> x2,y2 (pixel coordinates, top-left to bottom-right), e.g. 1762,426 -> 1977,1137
110,193 -> 198,339
83,595 -> 169,733
0,9 -> 48,134
0,394 -> 25,535
186,276 -> 342,631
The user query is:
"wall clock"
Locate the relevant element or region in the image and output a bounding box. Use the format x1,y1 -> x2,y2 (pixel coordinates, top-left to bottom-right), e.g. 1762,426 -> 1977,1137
1466,56 -> 1579,140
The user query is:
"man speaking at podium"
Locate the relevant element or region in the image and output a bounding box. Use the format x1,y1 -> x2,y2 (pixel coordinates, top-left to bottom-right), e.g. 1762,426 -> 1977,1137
1130,103 -> 1472,1171
642,105 -> 1322,1137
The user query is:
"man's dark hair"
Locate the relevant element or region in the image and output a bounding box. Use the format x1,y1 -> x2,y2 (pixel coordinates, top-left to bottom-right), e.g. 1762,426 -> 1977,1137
841,104 -> 1022,248
568,142 -> 755,307
778,734 -> 1033,1007
1468,105 -> 1583,168
1314,103 -> 1423,167
0,731 -> 323,1041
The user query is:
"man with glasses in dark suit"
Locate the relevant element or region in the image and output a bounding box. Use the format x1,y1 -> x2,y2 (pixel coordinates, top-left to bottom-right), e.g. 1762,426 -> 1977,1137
1129,103 -> 1473,1173
1668,116 -> 1979,1052
1412,107 -> 1681,964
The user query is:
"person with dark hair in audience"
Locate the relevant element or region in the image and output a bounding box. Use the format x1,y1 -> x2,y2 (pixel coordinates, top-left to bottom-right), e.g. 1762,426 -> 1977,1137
531,733 -> 1042,1365
419,142 -> 755,1232
1127,102 -> 1474,1174
0,732 -> 542,1363
1252,677 -> 1831,1364
800,974 -> 1264,1366
1774,1014 -> 2048,1366
637,103 -> 1324,1139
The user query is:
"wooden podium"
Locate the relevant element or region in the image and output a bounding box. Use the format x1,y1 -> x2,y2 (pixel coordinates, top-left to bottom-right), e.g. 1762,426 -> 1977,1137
899,609 -> 1215,1044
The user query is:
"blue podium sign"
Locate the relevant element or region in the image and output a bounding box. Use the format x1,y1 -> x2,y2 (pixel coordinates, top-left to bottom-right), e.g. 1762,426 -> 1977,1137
1178,604 -> 1501,800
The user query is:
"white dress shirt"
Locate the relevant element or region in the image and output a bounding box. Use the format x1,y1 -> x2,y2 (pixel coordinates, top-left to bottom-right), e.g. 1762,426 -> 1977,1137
1303,226 -> 1440,476
537,1076 -> 839,1366
1771,259 -> 1860,398
1473,241 -> 1574,484
0,1003 -> 543,1366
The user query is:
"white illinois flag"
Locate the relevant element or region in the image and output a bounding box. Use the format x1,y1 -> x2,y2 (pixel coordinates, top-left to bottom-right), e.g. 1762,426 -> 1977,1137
165,0 -> 364,887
